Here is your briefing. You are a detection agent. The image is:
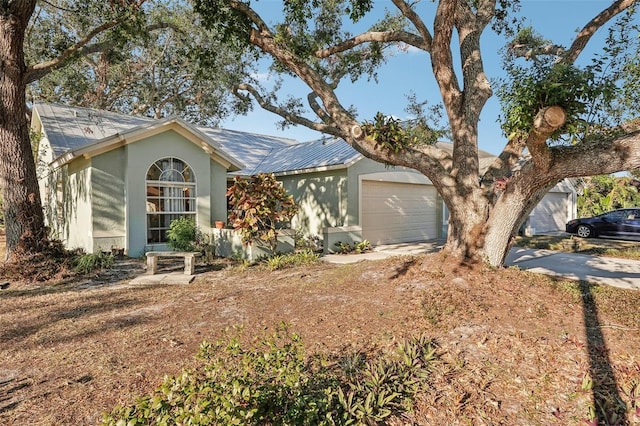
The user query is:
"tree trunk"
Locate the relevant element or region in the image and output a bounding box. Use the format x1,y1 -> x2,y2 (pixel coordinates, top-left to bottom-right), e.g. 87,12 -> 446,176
441,188 -> 488,260
0,1 -> 47,258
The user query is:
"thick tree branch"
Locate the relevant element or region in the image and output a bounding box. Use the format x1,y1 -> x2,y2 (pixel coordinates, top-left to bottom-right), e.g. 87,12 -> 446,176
509,43 -> 566,59
26,21 -> 181,84
247,26 -> 358,141
484,135 -> 527,181
432,0 -> 461,108
233,83 -> 341,136
227,0 -> 271,34
455,0 -> 493,123
391,0 -> 432,49
525,106 -> 566,170
475,0 -> 497,27
306,92 -> 331,123
26,19 -> 119,83
561,0 -> 635,64
550,130 -> 640,177
315,30 -> 427,58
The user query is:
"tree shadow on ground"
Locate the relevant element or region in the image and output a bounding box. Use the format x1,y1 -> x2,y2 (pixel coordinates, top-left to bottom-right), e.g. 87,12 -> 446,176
579,280 -> 629,425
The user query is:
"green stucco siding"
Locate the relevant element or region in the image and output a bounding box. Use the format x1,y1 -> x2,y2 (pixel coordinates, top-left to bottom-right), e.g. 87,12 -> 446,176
126,130 -> 213,256
210,158 -> 229,226
64,157 -> 93,251
91,148 -> 126,252
280,169 -> 348,238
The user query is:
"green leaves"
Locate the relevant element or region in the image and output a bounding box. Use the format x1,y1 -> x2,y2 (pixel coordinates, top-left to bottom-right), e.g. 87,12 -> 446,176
73,251 -> 114,274
227,173 -> 299,255
498,62 -> 604,141
577,175 -> 640,217
363,112 -> 440,154
166,217 -> 198,252
103,325 -> 438,425
28,0 -> 252,126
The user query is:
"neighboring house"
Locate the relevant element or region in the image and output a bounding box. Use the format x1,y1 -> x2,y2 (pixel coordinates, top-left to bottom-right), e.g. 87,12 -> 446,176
31,102 -> 575,257
524,179 -> 578,235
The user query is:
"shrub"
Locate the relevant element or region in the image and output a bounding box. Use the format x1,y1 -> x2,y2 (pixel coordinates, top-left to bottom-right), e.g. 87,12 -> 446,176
294,229 -> 323,252
74,251 -> 114,274
227,173 -> 298,255
167,217 -> 200,252
102,325 -> 437,425
266,249 -> 320,270
334,240 -> 372,254
355,240 -> 371,253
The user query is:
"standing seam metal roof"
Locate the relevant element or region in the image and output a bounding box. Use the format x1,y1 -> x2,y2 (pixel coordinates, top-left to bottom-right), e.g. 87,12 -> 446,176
34,103 -> 499,177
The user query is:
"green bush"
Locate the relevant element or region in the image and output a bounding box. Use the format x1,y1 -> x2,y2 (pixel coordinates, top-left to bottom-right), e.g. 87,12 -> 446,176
294,229 -> 323,252
102,325 -> 436,425
74,251 -> 114,274
334,240 -> 372,254
266,249 -> 320,270
167,217 -> 199,251
227,174 -> 298,255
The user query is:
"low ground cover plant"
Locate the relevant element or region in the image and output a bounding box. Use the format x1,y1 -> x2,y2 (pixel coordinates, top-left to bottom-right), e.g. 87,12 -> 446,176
266,249 -> 320,270
334,240 -> 372,254
102,325 -> 437,425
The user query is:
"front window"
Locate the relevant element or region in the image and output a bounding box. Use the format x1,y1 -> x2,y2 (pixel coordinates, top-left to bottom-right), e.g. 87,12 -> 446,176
146,158 -> 196,244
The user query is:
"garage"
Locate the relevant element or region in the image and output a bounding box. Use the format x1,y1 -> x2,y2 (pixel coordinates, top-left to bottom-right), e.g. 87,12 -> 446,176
360,180 -> 438,245
528,192 -> 570,234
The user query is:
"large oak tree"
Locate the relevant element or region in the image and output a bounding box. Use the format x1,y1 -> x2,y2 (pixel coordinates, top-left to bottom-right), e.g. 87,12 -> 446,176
195,0 -> 640,266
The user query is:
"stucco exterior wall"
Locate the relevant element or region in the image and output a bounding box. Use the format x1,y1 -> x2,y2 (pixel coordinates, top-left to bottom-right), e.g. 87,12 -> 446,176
64,157 -> 93,251
279,169 -> 348,238
91,148 -> 127,252
210,158 -> 229,228
126,129 -> 215,257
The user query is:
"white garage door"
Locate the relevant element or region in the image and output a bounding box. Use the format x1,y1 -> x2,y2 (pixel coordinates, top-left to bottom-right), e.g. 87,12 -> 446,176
361,180 -> 438,245
529,192 -> 569,233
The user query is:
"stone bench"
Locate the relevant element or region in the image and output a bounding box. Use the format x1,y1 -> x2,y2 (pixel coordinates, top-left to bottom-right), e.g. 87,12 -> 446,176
146,251 -> 201,275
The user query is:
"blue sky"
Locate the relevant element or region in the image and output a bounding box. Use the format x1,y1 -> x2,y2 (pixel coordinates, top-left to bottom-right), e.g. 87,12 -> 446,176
219,1 -> 631,155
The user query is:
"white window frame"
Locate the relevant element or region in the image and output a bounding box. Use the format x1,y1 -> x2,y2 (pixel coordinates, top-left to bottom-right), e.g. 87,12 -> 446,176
145,157 -> 196,244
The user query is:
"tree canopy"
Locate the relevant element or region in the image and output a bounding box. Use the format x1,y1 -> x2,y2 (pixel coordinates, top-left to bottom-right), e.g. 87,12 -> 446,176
26,0 -> 252,125
194,0 -> 640,266
578,175 -> 640,217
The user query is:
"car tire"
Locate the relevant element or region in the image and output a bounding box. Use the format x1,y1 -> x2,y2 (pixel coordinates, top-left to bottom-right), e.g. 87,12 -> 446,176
576,224 -> 593,238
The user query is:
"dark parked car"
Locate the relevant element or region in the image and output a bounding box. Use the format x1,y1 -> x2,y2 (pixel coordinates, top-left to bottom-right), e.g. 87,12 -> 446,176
566,208 -> 640,240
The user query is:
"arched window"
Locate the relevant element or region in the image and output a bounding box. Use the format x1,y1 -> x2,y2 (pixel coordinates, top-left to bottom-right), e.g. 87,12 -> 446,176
146,158 -> 196,244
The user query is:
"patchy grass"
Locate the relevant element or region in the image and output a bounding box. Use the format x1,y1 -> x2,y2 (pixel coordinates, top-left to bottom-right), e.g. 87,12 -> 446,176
516,234 -> 640,260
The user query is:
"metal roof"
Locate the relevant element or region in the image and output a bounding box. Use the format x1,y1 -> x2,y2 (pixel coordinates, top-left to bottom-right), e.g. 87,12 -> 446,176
34,103 -> 297,172
197,127 -> 298,176
244,136 -> 362,176
35,102 -> 155,158
33,103 -> 500,177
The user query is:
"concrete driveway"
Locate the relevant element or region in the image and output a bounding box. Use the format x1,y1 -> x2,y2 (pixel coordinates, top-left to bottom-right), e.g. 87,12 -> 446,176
323,240 -> 640,291
505,247 -> 640,291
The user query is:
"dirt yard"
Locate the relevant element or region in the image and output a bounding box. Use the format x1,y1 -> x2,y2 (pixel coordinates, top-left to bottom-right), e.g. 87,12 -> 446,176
1,239 -> 640,425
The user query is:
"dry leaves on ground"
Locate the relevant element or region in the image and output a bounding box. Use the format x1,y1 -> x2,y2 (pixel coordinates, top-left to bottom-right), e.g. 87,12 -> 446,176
1,250 -> 640,425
